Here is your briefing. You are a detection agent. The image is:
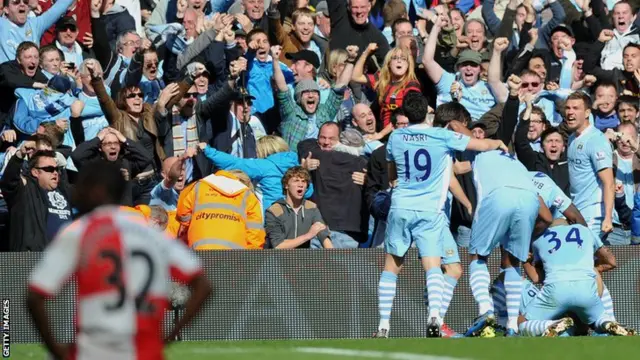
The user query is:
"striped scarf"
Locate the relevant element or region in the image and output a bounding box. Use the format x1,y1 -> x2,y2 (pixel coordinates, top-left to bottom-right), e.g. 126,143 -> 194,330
171,109 -> 198,157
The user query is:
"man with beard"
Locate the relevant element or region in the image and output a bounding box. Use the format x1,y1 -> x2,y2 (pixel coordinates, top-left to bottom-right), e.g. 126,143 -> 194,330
424,15 -> 498,122
0,0 -> 74,63
272,45 -> 353,150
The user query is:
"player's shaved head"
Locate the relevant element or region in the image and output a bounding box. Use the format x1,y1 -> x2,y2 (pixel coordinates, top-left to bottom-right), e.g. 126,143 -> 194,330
73,161 -> 127,215
433,102 -> 472,127
402,91 -> 429,124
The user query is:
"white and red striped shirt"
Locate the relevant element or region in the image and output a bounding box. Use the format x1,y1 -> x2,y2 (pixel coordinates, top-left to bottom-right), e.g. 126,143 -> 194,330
29,206 -> 202,360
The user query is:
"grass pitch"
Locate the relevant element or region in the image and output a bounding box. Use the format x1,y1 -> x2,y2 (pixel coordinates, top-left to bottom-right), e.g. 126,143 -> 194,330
8,337 -> 640,359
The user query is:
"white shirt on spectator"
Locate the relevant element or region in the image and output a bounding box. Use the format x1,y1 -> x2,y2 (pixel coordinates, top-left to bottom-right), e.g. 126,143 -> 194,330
600,26 -> 640,71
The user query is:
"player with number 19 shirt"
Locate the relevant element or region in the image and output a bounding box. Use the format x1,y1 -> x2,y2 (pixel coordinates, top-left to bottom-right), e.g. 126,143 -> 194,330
28,208 -> 203,359
381,95 -> 508,338
385,126 -> 467,278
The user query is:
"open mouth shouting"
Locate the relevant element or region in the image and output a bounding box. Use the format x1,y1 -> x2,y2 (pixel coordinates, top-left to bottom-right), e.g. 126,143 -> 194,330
256,48 -> 269,61
303,96 -> 318,113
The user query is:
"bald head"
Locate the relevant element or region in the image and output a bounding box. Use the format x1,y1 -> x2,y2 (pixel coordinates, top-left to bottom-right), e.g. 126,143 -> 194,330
352,103 -> 376,134
162,156 -> 180,176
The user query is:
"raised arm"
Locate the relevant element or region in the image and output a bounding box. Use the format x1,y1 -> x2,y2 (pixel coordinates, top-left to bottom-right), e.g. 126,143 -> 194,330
336,45 -> 358,88
352,43 -> 377,84
422,14 -> 446,84
270,45 -> 288,92
488,37 -> 510,103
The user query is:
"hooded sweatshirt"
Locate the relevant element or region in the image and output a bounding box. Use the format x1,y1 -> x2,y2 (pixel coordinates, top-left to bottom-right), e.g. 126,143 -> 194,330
202,146 -> 313,213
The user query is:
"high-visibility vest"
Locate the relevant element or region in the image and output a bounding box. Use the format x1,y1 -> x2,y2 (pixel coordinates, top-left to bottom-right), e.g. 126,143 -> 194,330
176,170 -> 265,250
119,205 -> 180,239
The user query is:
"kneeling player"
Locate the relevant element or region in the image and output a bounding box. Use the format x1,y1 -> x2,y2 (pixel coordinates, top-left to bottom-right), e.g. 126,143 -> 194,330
374,94 -> 509,338
517,219 -> 635,337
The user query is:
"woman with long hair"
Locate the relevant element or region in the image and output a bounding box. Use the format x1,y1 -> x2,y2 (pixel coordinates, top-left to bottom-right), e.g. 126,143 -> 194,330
352,44 -> 421,140
200,135 -> 313,214
86,61 -> 164,205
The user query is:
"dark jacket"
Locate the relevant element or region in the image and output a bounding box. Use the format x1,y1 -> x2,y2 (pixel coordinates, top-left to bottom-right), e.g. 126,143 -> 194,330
0,155 -> 71,251
515,118 -> 570,195
297,139 -> 368,237
365,144 -> 388,211
102,5 -> 137,50
200,82 -> 257,158
0,61 -> 48,129
154,78 -> 213,182
265,198 -> 330,249
70,137 -> 153,177
327,0 -> 389,74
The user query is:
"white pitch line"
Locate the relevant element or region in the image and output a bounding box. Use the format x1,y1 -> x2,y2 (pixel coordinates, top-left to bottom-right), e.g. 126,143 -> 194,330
295,347 -> 472,360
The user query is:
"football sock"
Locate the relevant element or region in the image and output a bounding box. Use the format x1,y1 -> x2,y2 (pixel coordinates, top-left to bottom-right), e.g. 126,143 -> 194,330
439,274 -> 457,319
504,267 -> 523,332
426,268 -> 444,321
377,271 -> 397,331
492,280 -> 507,328
601,285 -> 615,320
469,259 -> 493,315
519,320 -> 555,336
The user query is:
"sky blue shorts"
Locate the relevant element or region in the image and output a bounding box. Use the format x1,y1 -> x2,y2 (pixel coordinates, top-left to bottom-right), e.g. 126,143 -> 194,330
385,209 -> 456,261
471,189 -> 539,262
523,280 -> 607,325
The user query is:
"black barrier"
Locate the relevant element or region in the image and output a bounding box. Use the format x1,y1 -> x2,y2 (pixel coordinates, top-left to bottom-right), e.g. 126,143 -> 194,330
1,248 -> 639,342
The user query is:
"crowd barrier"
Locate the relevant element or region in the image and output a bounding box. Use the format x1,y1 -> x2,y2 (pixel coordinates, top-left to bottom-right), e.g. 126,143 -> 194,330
2,248 -> 639,343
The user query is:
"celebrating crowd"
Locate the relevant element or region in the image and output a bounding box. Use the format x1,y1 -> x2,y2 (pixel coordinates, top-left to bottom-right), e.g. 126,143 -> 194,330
0,0 -> 636,343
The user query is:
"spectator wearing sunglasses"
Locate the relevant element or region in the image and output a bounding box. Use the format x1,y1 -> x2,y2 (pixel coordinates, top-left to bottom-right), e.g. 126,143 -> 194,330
1,142 -> 72,251
39,1 -> 92,48
126,46 -> 165,104
0,0 -> 74,64
53,16 -> 94,66
87,62 -> 164,205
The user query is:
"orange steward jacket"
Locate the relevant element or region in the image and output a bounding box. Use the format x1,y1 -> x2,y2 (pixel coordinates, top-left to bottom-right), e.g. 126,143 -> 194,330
176,170 -> 265,250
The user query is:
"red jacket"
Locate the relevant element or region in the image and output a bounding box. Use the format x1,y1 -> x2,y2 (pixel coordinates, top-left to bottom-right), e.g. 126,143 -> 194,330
39,0 -> 92,46
429,0 -> 481,12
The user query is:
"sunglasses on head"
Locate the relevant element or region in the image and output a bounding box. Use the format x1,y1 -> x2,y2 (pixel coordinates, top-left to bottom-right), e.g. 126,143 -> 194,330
126,92 -> 143,99
522,82 -> 540,88
183,92 -> 199,99
36,166 -> 58,173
